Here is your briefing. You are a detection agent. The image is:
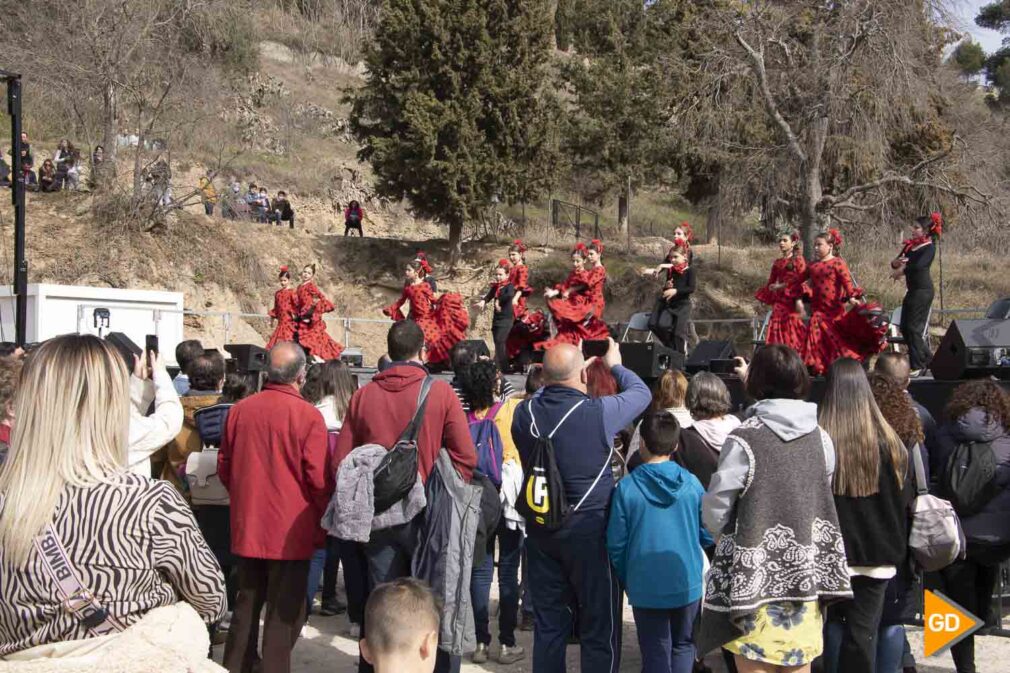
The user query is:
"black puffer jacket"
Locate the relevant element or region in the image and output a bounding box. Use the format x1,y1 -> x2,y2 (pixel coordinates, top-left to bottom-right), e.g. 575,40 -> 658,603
931,407 -> 1010,547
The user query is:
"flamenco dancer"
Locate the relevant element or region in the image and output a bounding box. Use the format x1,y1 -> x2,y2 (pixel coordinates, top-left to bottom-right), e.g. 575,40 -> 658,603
383,257 -> 469,368
754,231 -> 808,353
476,259 -> 516,373
584,239 -> 608,324
266,266 -> 298,349
295,264 -> 345,361
647,242 -> 695,353
502,240 -> 546,370
539,243 -> 609,349
802,229 -> 886,376
890,212 -> 941,374
415,251 -> 438,291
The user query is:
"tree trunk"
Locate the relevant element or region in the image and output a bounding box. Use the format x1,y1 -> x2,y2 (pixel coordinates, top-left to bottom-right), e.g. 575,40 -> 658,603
617,175 -> 630,236
101,82 -> 118,188
801,116 -> 829,260
448,217 -> 463,269
703,171 -> 722,244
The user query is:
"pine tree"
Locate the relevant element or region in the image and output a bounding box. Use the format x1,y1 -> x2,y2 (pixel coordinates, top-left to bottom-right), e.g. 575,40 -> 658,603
349,0 -> 558,265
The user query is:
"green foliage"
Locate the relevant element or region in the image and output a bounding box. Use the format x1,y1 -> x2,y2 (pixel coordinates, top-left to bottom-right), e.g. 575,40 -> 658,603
349,0 -> 560,259
951,40 -> 986,78
558,0 -> 693,203
976,1 -> 1010,32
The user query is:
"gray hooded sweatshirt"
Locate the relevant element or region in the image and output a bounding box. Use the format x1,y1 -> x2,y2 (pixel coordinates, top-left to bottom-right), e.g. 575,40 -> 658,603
703,398 -> 835,535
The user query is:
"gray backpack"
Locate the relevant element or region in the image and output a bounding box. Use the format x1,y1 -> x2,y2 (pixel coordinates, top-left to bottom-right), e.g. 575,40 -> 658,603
908,443 -> 965,572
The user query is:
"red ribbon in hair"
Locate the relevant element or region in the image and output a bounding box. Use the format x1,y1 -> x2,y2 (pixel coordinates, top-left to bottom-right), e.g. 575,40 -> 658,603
930,212 -> 943,238
589,239 -> 604,254
497,258 -> 510,268
790,231 -> 800,243
678,221 -> 695,243
512,239 -> 527,253
572,242 -> 588,256
414,251 -> 433,275
279,265 -> 289,273
827,228 -> 843,249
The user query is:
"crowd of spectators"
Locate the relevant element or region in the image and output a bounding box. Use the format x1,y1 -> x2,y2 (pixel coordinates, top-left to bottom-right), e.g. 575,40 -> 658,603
0,328 -> 1008,673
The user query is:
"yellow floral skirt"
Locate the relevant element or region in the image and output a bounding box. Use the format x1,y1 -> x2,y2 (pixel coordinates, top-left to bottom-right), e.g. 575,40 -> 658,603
724,600 -> 823,666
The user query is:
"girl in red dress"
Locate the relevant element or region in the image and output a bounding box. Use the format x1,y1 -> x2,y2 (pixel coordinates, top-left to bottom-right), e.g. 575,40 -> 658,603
584,239 -> 608,324
295,264 -> 345,361
266,266 -> 298,349
755,231 -> 808,353
540,244 -> 593,348
383,258 -> 469,367
801,230 -> 886,375
504,240 -> 547,367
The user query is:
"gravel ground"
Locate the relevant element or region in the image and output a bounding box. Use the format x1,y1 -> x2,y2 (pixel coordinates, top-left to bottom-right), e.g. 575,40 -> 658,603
214,593 -> 1010,672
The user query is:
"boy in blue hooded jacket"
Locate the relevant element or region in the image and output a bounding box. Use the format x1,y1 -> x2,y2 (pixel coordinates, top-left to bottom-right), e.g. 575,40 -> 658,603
607,411 -> 714,673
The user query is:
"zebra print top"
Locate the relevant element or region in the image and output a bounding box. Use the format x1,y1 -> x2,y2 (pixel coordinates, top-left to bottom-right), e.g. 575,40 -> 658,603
0,472 -> 226,655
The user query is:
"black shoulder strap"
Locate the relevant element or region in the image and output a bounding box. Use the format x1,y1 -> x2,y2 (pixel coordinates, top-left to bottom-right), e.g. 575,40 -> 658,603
911,442 -> 928,496
398,376 -> 435,444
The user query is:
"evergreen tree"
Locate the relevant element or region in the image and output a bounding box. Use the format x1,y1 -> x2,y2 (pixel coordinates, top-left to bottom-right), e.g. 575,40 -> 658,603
951,40 -> 986,80
349,0 -> 558,264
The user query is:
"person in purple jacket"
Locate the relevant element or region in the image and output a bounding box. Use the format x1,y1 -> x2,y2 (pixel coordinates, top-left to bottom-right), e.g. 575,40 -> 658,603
511,337 -> 650,673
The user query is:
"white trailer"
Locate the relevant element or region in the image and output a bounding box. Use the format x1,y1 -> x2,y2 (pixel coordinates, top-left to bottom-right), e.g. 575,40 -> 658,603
0,284 -> 185,365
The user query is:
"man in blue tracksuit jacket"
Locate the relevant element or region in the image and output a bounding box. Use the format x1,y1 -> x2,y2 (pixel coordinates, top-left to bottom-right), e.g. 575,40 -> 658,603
512,338 -> 650,673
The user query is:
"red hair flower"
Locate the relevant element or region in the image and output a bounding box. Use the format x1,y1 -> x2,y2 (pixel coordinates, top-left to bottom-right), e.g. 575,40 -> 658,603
497,258 -> 510,268
414,251 -> 433,275
827,228 -> 843,249
511,239 -> 527,253
679,221 -> 695,243
572,242 -> 588,256
279,265 -> 289,273
930,212 -> 943,238
589,239 -> 604,254
790,231 -> 800,243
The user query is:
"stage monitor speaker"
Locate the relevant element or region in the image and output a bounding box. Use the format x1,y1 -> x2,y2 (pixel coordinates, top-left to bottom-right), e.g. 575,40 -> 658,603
106,332 -> 142,370
686,340 -> 737,374
619,342 -> 683,379
456,339 -> 491,360
930,319 -> 1010,381
224,344 -> 269,373
986,298 -> 1010,320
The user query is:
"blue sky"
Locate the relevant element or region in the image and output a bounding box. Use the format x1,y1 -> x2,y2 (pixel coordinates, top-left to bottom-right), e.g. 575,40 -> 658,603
958,0 -> 1006,53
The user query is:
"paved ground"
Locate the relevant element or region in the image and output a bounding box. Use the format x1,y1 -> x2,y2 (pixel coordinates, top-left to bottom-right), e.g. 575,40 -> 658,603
213,593 -> 1010,672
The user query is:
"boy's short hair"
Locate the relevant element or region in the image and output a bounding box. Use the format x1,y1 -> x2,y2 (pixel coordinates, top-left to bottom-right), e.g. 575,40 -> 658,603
639,411 -> 681,457
364,578 -> 441,655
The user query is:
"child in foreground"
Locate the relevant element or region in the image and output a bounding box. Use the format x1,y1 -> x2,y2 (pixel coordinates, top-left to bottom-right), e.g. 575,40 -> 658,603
606,411 -> 714,673
360,578 -> 441,673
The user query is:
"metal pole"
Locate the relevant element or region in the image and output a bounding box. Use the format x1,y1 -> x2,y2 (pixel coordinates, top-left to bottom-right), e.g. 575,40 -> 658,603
7,75 -> 27,346
938,236 -> 945,328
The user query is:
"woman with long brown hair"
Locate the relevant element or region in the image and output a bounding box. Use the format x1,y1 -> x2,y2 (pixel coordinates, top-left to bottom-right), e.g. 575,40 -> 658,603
819,358 -> 911,673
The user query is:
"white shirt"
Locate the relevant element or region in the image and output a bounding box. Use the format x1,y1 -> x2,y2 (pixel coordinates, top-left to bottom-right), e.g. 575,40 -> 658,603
127,369 -> 184,477
315,396 -> 342,432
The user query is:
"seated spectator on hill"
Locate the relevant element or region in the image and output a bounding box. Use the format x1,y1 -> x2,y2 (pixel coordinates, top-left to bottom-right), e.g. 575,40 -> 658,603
0,335 -> 226,661
674,372 -> 741,489
0,150 -> 10,187
244,182 -> 260,213
64,155 -> 80,190
449,340 -> 515,412
18,132 -> 32,168
38,159 -> 57,192
361,579 -> 442,673
90,145 -> 105,187
0,354 -> 22,465
221,182 -> 249,220
198,176 -> 218,216
345,199 -> 365,237
53,139 -> 76,189
128,348 -> 184,478
158,351 -> 226,490
20,162 -> 37,192
269,190 -> 296,229
256,186 -> 271,222
173,339 -> 205,395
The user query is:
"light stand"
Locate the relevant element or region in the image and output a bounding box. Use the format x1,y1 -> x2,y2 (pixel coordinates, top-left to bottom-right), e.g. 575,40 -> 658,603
1,70 -> 26,346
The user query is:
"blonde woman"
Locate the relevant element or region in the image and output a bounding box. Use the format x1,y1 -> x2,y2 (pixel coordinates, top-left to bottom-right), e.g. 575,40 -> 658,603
819,358 -> 911,673
0,335 -> 226,660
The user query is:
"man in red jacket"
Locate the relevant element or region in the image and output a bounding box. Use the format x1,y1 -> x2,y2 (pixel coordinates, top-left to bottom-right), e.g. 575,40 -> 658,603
218,341 -> 332,673
334,320 -> 476,673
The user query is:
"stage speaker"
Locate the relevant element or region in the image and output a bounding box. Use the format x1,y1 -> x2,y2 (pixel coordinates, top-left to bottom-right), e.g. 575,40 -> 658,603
456,339 -> 491,359
619,342 -> 683,379
106,332 -> 142,370
986,298 -> 1010,320
340,348 -> 364,368
930,319 -> 1010,381
224,344 -> 269,373
686,340 -> 737,374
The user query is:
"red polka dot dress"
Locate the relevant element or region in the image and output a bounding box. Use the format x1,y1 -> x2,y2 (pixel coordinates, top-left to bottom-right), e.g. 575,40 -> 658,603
755,256 -> 808,353
295,281 -> 344,360
266,288 -> 298,349
383,281 -> 469,367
